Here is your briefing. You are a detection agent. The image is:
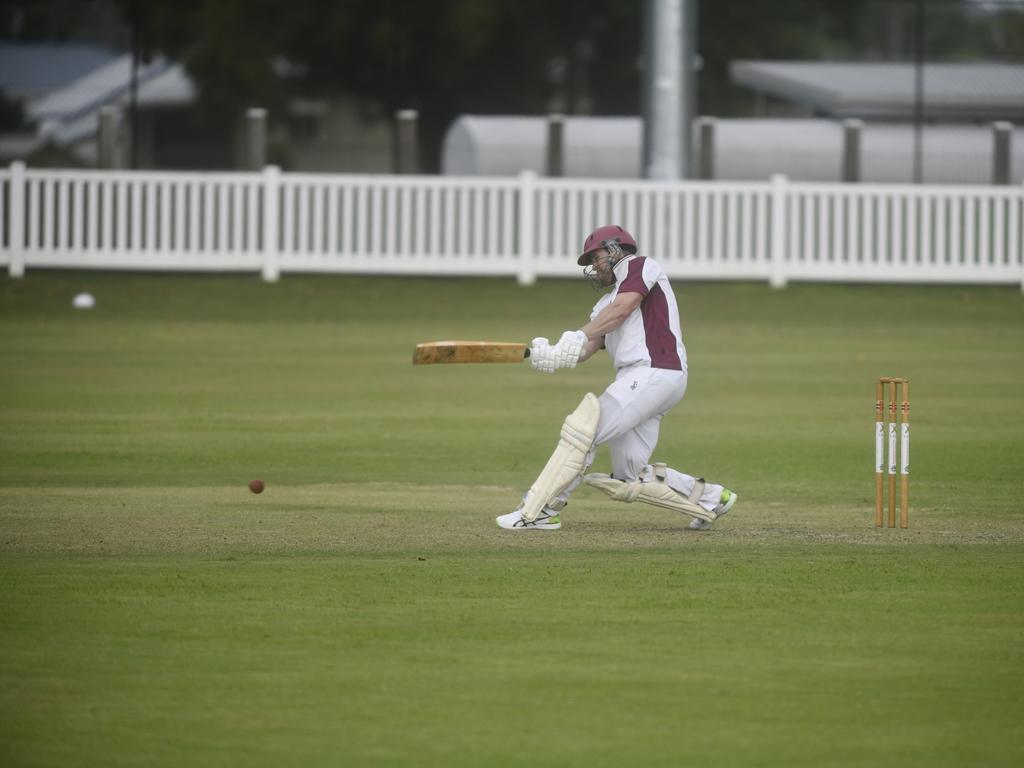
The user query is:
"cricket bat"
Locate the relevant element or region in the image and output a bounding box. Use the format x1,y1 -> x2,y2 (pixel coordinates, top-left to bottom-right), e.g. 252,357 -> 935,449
412,341 -> 530,365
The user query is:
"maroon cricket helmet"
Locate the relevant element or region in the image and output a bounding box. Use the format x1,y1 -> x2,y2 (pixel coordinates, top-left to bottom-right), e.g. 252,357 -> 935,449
577,225 -> 638,266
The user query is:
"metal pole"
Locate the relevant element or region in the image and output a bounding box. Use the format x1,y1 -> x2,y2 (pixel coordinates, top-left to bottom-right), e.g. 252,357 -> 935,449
682,0 -> 697,179
642,0 -> 694,179
129,0 -> 139,169
913,0 -> 924,184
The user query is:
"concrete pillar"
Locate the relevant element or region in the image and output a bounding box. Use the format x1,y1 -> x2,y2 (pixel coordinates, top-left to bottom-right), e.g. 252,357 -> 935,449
245,108 -> 267,170
546,114 -> 565,177
993,121 -> 1013,185
98,106 -> 120,169
395,109 -> 419,174
842,119 -> 863,183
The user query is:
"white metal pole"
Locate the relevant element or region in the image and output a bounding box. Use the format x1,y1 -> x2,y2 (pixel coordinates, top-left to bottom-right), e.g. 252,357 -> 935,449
643,0 -> 695,180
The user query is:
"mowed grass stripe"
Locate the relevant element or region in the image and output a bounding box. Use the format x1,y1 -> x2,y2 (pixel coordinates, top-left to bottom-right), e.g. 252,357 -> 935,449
1,273 -> 1023,766
2,549 -> 1021,766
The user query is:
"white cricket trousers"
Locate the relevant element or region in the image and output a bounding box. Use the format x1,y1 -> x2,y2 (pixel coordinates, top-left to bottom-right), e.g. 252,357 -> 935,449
593,366 -> 687,479
557,365 -> 722,511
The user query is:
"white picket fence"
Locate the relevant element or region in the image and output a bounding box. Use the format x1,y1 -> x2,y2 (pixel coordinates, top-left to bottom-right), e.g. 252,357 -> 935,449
1,161 -> 1022,288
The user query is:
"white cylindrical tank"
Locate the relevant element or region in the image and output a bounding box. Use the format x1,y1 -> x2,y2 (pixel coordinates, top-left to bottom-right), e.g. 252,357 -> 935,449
442,116 -> 642,178
441,115 -> 1023,184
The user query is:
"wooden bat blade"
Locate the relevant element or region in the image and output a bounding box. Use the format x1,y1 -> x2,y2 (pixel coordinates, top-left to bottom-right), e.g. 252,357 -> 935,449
412,341 -> 529,365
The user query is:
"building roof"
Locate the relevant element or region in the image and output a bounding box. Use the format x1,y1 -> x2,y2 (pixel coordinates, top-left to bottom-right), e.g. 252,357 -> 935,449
29,54 -> 194,122
730,61 -> 1024,120
0,42 -> 198,163
0,42 -> 119,100
25,53 -> 196,147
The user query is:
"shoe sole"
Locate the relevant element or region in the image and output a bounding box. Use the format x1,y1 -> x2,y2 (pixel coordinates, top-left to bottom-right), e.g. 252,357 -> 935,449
496,514 -> 561,530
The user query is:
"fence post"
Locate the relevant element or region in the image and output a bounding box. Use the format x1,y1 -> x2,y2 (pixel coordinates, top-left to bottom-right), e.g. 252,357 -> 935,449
769,173 -> 788,288
517,170 -> 536,286
9,161 -> 25,278
262,165 -> 280,282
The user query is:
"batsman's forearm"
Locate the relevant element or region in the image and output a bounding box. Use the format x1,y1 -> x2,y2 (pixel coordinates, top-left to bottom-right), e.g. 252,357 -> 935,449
578,335 -> 604,363
581,305 -> 631,339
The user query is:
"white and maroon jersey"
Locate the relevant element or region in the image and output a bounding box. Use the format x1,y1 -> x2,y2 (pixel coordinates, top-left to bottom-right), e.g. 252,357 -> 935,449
590,255 -> 687,373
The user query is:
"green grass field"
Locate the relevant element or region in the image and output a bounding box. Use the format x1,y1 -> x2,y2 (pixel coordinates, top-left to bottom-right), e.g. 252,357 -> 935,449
2,272 -> 1023,766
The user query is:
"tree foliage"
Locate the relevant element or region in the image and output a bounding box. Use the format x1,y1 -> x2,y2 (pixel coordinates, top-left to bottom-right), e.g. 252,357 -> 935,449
115,0 -> 645,168
105,0 -> 1022,169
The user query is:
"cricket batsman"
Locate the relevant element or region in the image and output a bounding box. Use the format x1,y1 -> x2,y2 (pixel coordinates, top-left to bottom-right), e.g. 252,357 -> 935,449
497,225 -> 737,531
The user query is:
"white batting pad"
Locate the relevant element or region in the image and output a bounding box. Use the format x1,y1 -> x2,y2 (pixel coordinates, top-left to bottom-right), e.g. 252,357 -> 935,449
584,469 -> 715,523
520,393 -> 601,522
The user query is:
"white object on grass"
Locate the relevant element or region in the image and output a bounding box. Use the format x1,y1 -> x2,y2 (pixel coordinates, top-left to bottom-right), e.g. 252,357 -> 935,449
72,293 -> 96,309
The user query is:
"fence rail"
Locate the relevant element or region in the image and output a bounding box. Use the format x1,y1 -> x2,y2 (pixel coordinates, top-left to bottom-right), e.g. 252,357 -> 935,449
1,162 -> 1021,289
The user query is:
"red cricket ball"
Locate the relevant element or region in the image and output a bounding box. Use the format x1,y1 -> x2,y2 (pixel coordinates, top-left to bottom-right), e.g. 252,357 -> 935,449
249,479 -> 265,494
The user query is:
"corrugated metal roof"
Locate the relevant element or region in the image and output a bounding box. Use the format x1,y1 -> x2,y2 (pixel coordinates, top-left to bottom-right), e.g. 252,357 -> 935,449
0,42 -> 119,99
730,61 -> 1024,119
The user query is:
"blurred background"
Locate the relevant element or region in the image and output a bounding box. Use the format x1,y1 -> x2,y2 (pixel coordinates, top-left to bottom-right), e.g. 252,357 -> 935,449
1,0 -> 1022,182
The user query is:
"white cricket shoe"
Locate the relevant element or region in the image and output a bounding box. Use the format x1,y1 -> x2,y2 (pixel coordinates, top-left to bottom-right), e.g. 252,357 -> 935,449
687,488 -> 737,531
496,499 -> 563,530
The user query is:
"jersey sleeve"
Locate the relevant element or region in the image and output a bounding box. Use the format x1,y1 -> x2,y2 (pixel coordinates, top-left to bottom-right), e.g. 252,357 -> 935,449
590,294 -> 612,321
618,256 -> 654,297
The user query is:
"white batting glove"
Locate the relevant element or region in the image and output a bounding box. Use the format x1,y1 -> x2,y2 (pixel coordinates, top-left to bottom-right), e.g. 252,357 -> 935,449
530,337 -> 556,374
552,330 -> 588,369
